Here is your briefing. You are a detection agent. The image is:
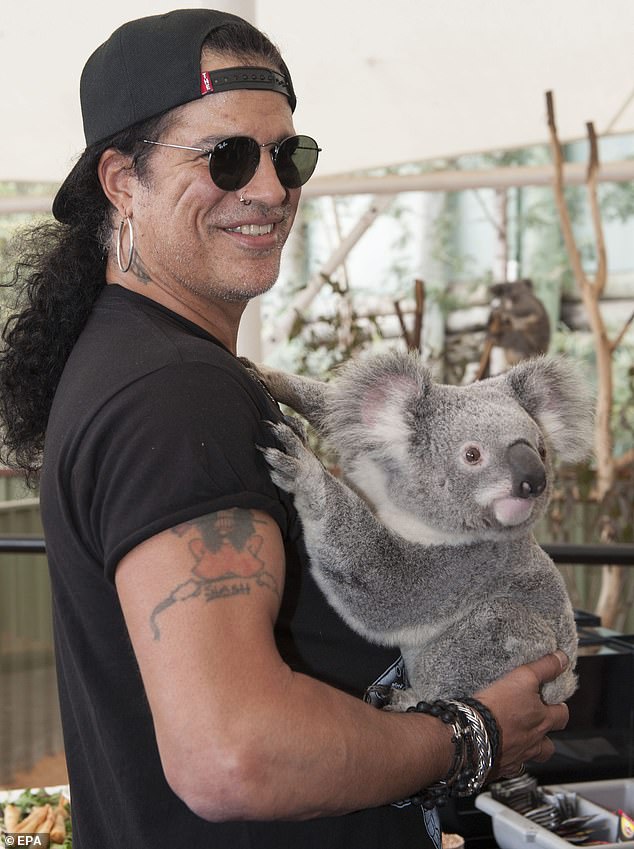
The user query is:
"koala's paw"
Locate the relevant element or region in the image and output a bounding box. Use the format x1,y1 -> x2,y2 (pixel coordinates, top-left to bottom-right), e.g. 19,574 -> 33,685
258,421 -> 326,510
363,684 -> 394,709
364,684 -> 417,712
239,356 -> 269,385
240,358 -> 285,398
382,687 -> 419,712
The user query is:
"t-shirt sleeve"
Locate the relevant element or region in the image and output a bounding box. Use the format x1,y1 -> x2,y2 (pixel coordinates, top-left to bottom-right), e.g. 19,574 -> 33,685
70,361 -> 290,581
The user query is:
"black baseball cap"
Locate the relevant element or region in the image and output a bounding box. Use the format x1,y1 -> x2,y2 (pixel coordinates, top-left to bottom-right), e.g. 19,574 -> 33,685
52,8 -> 296,222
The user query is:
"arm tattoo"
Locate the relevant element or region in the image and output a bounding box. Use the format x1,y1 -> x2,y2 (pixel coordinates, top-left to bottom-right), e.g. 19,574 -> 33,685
149,509 -> 280,640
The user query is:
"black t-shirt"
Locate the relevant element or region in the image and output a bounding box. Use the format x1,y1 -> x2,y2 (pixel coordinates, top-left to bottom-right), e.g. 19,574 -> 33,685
39,285 -> 432,848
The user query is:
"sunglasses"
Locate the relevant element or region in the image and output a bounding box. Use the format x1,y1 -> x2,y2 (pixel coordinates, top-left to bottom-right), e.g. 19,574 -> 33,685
143,134 -> 321,192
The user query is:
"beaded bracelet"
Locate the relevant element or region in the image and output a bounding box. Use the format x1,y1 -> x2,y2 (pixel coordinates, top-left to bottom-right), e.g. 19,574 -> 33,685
403,697 -> 498,809
405,700 -> 467,809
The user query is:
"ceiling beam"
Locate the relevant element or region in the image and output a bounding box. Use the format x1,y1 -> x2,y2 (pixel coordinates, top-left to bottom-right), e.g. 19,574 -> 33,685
2,158 -> 634,216
302,159 -> 634,198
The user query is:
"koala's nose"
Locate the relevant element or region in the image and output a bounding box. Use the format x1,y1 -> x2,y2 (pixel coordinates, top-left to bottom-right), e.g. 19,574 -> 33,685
507,442 -> 546,499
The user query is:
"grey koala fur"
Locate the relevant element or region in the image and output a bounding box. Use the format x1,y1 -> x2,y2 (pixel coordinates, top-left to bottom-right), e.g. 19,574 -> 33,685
258,352 -> 594,707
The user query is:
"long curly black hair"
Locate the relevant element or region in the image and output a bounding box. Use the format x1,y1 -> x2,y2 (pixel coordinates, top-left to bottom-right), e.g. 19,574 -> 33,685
0,21 -> 286,485
0,115 -> 170,485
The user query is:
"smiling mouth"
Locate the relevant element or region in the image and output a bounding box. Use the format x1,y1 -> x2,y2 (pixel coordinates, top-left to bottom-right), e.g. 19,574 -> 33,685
225,223 -> 274,236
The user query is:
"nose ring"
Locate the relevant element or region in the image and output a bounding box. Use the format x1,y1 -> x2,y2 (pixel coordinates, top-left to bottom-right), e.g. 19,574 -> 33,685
239,193 -> 252,206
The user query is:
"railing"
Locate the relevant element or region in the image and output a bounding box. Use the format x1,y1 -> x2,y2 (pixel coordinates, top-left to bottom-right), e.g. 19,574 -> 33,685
3,538 -> 634,561
543,543 -> 634,565
0,538 -> 47,553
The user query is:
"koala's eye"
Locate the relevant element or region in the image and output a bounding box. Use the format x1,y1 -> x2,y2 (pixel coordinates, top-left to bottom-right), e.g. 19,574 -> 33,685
538,443 -> 547,460
464,446 -> 481,464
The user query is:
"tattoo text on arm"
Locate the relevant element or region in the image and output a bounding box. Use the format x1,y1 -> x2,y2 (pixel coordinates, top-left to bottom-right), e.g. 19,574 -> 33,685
149,509 -> 280,640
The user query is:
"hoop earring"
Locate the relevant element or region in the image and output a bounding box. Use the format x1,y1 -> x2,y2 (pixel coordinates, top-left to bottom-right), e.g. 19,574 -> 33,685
116,216 -> 134,273
239,193 -> 252,206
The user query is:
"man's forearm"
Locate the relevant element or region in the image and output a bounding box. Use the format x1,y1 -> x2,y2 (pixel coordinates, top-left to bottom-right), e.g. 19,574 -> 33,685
165,664 -> 455,822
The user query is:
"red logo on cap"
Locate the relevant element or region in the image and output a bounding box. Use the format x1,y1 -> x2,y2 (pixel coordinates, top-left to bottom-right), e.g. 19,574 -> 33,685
200,72 -> 214,95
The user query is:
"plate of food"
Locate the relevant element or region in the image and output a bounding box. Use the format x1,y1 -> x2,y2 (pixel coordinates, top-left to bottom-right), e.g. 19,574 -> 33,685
0,786 -> 71,847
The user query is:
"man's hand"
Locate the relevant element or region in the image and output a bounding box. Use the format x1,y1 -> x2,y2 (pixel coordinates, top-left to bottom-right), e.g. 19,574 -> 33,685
475,651 -> 570,779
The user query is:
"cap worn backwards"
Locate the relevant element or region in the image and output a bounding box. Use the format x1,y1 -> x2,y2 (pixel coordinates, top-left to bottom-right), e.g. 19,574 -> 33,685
53,8 -> 296,222
80,8 -> 296,145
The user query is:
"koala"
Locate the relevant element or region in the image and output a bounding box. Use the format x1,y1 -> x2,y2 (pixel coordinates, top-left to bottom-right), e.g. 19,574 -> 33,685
487,279 -> 551,366
257,352 -> 594,707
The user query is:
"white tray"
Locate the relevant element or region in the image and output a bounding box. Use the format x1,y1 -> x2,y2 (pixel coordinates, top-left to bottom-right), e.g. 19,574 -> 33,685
476,778 -> 634,849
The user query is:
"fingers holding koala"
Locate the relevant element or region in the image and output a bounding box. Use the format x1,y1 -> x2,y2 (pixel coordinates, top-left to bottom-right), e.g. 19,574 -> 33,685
474,651 -> 570,779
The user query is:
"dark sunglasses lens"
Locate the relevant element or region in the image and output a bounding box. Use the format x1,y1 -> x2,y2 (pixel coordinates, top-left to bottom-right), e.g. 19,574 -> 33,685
209,137 -> 260,191
274,135 -> 320,188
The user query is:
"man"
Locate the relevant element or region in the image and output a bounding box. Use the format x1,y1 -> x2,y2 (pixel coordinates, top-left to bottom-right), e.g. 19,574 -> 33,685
0,9 -> 569,848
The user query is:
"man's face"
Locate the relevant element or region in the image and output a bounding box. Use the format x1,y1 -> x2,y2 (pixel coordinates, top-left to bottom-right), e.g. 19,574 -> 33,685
128,53 -> 301,307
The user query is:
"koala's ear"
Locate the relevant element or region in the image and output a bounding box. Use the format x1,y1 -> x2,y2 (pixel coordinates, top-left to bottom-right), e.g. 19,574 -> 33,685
360,363 -> 431,428
327,352 -> 432,453
503,355 -> 594,463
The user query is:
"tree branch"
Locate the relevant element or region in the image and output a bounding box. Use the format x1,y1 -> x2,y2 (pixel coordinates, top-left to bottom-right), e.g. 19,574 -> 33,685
393,299 -> 410,346
413,279 -> 425,352
394,279 -> 426,352
614,449 -> 634,472
545,92 -> 591,303
609,309 -> 634,355
586,122 -> 608,296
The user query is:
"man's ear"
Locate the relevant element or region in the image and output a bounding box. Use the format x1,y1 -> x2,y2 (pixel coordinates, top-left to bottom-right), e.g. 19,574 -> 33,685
97,148 -> 136,216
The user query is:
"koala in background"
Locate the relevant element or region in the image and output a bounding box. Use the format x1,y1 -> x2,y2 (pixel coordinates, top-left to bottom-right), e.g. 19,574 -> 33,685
258,352 -> 594,707
488,279 -> 551,366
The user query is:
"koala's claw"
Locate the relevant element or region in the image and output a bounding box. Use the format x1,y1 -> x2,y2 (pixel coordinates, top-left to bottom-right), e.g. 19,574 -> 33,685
265,420 -> 305,455
259,421 -> 307,495
260,421 -> 328,511
283,414 -> 308,444
261,449 -> 299,494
